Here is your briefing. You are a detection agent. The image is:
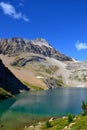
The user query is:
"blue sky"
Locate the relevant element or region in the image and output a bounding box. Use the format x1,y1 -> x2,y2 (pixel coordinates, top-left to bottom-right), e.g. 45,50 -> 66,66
0,0 -> 87,61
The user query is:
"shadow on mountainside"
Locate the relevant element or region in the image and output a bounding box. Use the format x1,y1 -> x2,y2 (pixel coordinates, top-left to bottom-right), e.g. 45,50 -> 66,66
0,59 -> 29,95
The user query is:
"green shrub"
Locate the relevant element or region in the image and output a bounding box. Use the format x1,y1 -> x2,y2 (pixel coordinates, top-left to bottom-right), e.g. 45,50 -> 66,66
68,113 -> 74,122
45,121 -> 51,128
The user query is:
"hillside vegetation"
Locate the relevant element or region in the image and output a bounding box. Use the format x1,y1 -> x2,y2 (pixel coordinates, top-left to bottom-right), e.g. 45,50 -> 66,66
23,115 -> 87,130
23,101 -> 87,130
0,88 -> 13,99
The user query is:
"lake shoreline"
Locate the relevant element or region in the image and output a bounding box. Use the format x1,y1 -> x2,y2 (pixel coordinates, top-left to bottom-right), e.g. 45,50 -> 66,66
0,87 -> 87,130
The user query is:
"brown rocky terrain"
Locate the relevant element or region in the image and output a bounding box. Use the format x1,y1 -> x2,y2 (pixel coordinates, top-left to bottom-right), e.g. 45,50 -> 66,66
0,37 -> 87,90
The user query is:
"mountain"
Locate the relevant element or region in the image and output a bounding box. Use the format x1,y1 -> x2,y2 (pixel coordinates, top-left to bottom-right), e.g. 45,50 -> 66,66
0,59 -> 29,99
0,38 -> 72,61
0,37 -> 87,90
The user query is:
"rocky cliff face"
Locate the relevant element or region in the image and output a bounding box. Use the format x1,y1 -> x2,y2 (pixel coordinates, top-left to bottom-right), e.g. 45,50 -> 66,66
0,59 -> 29,97
1,37 -> 86,90
0,38 -> 72,61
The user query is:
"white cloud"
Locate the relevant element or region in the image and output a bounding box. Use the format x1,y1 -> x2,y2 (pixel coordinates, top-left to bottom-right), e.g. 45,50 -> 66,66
0,2 -> 29,22
75,41 -> 87,51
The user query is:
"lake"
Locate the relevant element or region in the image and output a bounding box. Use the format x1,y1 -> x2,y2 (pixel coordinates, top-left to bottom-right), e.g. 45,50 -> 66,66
0,87 -> 87,130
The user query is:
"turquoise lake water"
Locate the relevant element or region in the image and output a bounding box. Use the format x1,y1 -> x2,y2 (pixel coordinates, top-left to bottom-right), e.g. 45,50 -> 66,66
0,87 -> 87,129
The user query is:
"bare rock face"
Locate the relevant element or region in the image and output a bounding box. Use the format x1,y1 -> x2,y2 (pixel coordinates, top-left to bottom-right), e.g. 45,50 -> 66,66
1,37 -> 87,89
0,59 -> 29,95
45,77 -> 64,89
0,37 -> 72,61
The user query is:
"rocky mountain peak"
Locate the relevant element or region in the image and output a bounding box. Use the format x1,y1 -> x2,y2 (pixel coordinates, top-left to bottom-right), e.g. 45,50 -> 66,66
31,38 -> 52,48
0,37 -> 72,61
8,37 -> 24,42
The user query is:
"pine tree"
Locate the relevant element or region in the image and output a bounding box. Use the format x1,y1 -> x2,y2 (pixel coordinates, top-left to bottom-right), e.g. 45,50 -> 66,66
81,101 -> 87,115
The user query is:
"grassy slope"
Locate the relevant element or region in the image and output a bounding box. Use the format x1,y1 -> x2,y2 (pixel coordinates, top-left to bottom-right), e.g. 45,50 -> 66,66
23,115 -> 87,130
21,80 -> 43,91
0,88 -> 13,100
43,118 -> 69,130
45,115 -> 87,130
71,115 -> 87,130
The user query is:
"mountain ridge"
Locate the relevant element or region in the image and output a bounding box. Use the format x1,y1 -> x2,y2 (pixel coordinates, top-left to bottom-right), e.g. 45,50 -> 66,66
0,37 -> 87,90
0,37 -> 72,61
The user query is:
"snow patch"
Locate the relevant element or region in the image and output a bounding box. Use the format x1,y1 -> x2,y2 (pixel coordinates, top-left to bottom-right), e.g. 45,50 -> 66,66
72,58 -> 79,62
36,76 -> 44,79
77,84 -> 85,87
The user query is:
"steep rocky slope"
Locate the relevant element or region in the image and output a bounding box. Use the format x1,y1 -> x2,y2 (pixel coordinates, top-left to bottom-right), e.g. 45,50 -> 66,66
0,37 -> 87,89
0,38 -> 72,61
0,59 -> 29,99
